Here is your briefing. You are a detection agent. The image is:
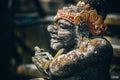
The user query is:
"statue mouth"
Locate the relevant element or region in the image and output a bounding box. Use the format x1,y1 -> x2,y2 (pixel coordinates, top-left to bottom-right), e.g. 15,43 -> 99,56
51,38 -> 62,44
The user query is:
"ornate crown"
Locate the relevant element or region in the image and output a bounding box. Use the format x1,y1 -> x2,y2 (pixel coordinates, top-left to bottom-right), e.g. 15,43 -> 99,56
54,9 -> 100,24
54,1 -> 107,35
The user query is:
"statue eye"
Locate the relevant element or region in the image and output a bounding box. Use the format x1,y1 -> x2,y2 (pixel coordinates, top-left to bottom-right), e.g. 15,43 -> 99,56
57,20 -> 73,29
60,25 -> 69,29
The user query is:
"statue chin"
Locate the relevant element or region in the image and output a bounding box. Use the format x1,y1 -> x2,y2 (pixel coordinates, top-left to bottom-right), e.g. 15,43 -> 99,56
51,42 -> 64,50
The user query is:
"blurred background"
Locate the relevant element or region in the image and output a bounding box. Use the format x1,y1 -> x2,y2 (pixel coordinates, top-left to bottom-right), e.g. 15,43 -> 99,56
0,0 -> 120,80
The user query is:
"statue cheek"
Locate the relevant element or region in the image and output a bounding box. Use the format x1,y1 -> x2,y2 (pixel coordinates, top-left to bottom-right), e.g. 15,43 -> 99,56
58,29 -> 71,36
58,31 -> 72,41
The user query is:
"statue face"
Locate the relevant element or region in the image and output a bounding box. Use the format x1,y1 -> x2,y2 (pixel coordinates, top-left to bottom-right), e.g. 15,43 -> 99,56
47,19 -> 76,50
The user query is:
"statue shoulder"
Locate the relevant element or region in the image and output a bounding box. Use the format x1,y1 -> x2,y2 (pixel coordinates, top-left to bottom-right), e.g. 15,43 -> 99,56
90,38 -> 111,47
89,38 -> 113,55
78,37 -> 112,53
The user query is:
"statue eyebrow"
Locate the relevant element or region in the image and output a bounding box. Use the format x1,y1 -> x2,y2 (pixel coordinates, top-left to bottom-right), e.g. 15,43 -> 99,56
58,20 -> 73,27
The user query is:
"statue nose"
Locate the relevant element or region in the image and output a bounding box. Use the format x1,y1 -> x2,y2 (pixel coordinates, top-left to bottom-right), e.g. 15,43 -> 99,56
47,25 -> 58,33
47,25 -> 54,32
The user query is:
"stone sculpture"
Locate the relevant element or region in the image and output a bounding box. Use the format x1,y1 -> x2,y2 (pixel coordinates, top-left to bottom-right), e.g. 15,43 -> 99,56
32,0 -> 113,80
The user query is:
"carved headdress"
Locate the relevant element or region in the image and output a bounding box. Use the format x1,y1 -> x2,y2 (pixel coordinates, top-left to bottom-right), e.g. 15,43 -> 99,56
54,1 -> 107,35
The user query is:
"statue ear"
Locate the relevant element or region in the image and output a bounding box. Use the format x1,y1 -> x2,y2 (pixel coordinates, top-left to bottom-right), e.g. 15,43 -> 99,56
78,22 -> 91,37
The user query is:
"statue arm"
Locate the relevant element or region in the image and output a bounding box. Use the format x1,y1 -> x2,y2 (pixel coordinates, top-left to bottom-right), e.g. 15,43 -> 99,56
49,38 -> 113,77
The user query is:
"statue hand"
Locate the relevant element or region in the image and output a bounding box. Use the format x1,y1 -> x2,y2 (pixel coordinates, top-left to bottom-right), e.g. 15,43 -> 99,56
32,46 -> 53,78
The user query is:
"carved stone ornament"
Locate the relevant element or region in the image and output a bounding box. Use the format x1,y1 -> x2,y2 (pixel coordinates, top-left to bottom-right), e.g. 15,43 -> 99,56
54,2 -> 107,35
